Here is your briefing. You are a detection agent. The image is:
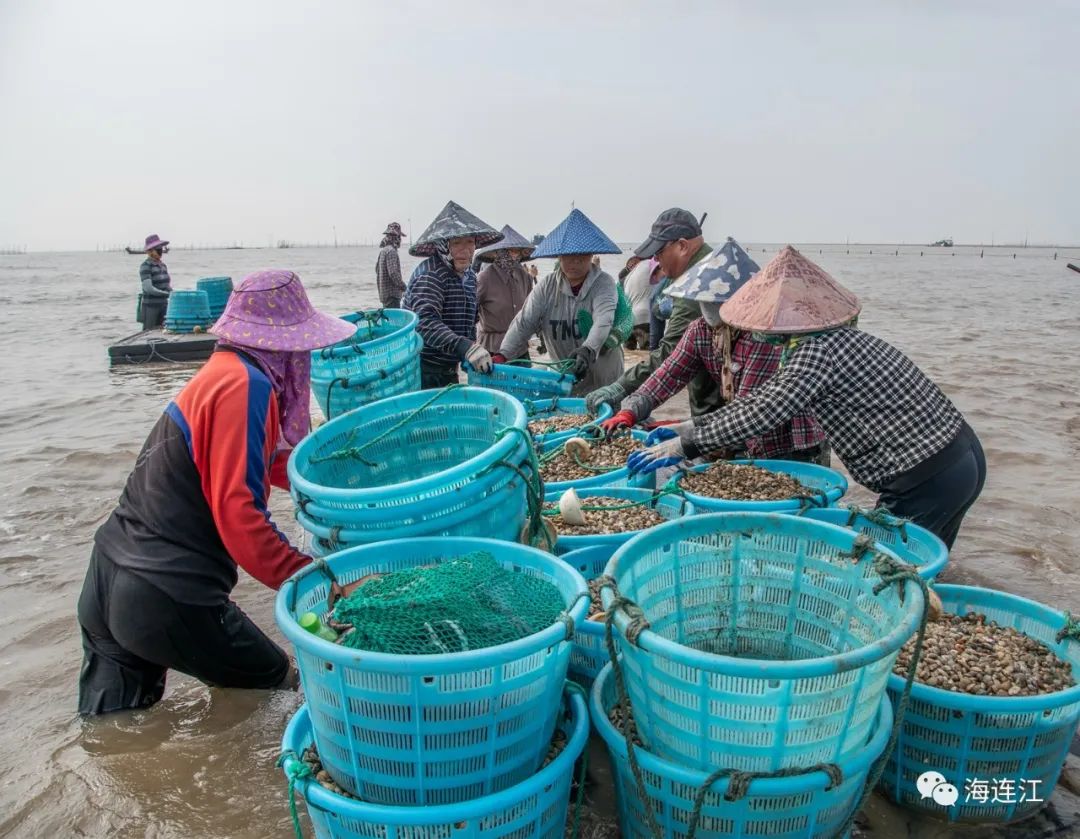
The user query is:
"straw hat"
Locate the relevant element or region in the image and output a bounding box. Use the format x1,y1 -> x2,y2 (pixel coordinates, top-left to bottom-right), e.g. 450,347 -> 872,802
719,245 -> 861,334
665,237 -> 759,303
474,225 -> 536,263
530,209 -> 622,258
408,201 -> 503,257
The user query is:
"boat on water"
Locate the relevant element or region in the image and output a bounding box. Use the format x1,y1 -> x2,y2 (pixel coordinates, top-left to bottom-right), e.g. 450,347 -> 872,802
929,237 -> 954,247
108,328 -> 217,365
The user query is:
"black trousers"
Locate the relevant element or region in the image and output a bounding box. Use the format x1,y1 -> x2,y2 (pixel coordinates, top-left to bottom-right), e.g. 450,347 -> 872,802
140,297 -> 167,329
876,423 -> 987,550
420,360 -> 460,390
77,548 -> 290,715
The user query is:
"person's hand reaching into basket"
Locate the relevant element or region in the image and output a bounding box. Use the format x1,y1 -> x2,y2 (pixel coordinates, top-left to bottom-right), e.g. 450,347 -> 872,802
491,353 -> 507,365
465,344 -> 494,374
568,345 -> 595,379
600,410 -> 636,436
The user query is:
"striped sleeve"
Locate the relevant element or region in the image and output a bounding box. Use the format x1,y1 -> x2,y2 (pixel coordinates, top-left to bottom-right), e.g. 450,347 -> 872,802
407,270 -> 473,359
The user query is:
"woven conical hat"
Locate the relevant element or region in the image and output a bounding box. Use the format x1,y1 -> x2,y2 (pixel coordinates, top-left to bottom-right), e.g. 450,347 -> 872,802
719,245 -> 860,334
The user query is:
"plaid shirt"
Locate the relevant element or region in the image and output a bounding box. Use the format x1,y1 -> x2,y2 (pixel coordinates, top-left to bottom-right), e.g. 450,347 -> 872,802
375,245 -> 405,304
689,328 -> 965,491
403,256 -> 478,366
633,319 -> 824,458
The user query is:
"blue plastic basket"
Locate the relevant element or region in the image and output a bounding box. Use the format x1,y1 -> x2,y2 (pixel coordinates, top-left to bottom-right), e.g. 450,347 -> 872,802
600,512 -> 924,773
524,397 -> 612,448
541,430 -> 655,494
196,276 -> 232,318
311,334 -> 422,420
558,544 -> 620,686
672,459 -> 848,512
466,361 -> 574,401
544,487 -> 694,555
289,387 -> 534,539
164,289 -> 214,332
592,662 -> 892,839
312,309 -> 420,380
795,506 -> 949,581
275,537 -> 588,807
881,584 -> 1080,823
280,687 -> 589,839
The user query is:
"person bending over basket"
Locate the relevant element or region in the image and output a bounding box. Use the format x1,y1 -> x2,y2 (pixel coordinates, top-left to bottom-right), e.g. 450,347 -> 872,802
402,201 -> 505,388
76,270 -> 356,715
584,207 -> 724,419
600,238 -> 828,464
493,209 -> 624,396
626,246 -> 986,549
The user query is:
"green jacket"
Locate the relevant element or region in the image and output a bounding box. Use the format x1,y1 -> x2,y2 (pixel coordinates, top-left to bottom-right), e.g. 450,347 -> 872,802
616,243 -> 724,417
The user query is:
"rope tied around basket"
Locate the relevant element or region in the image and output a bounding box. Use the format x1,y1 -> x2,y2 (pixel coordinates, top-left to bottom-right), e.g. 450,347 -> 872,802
475,424 -> 552,549
276,750 -> 313,839
557,591 -> 591,641
1056,612 -> 1080,644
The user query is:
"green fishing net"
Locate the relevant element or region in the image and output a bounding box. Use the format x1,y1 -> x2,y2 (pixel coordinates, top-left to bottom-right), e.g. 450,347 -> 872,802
577,284 -> 635,351
331,551 -> 567,655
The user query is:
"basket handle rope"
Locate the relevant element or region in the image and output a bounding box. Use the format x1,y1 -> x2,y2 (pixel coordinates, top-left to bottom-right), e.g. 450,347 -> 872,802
276,750 -> 313,839
1056,612 -> 1080,644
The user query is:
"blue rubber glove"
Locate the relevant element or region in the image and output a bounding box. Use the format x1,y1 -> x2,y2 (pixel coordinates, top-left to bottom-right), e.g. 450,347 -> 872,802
643,427 -> 678,447
627,435 -> 687,475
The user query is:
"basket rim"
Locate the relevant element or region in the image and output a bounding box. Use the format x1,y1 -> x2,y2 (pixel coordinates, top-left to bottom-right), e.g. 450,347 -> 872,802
591,662 -> 893,794
472,361 -> 574,384
309,332 -> 422,384
287,386 -> 527,502
886,583 -> 1080,711
275,536 -> 589,670
280,688 -> 588,823
314,308 -> 419,360
674,459 -> 849,512
600,512 -> 926,678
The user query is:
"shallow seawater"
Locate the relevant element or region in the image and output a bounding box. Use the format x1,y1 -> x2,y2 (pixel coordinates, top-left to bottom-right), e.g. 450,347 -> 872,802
1,243 -> 1078,836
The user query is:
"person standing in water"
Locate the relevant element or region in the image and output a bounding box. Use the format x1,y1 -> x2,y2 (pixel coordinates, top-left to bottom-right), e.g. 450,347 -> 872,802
138,233 -> 172,329
374,221 -> 407,309
77,271 -> 355,715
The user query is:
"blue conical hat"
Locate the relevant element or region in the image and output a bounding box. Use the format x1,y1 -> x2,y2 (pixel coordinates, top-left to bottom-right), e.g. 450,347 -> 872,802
409,201 -> 503,257
530,209 -> 622,258
475,225 -> 536,262
665,237 -> 760,303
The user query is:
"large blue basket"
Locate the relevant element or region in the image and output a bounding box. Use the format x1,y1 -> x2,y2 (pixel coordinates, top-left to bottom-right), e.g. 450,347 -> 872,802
524,397 -> 612,448
311,335 -> 422,420
196,276 -> 232,318
544,486 -> 694,555
467,361 -> 574,401
558,544 -> 620,686
601,512 -> 924,773
880,584 -> 1080,823
289,387 -> 535,544
312,309 -> 420,380
275,537 -> 588,807
280,688 -> 589,839
592,663 -> 892,839
164,289 -> 213,332
796,506 -> 949,581
541,429 -> 655,494
671,459 -> 848,512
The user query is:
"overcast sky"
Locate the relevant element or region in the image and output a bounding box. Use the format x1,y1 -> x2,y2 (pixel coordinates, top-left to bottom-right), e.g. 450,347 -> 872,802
1,1 -> 1076,251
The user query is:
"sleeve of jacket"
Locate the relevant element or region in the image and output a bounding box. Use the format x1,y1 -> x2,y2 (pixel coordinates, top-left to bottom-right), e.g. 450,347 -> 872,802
140,262 -> 168,296
617,296 -> 701,393
629,321 -> 707,418
499,274 -> 551,360
407,270 -> 473,359
200,373 -> 311,589
582,274 -> 617,357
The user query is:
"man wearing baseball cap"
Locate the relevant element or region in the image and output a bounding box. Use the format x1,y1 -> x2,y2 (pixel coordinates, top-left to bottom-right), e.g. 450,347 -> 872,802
584,208 -> 724,419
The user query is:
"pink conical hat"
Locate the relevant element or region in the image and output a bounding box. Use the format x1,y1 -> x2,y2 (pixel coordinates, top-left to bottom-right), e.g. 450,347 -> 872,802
719,245 -> 861,334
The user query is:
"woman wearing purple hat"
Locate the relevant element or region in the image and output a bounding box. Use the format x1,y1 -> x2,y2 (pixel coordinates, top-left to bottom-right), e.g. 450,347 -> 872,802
138,233 -> 172,329
77,270 -> 355,716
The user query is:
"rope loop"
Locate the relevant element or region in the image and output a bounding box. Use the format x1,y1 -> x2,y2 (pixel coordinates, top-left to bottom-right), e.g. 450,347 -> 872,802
276,750 -> 312,839
1056,611 -> 1080,644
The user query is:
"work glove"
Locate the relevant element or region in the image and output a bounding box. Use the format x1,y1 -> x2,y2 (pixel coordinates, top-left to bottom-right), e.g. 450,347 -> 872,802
465,344 -> 494,374
584,383 -> 626,416
600,410 -> 636,436
569,345 -> 596,380
491,353 -> 507,365
643,419 -> 695,447
627,435 -> 688,475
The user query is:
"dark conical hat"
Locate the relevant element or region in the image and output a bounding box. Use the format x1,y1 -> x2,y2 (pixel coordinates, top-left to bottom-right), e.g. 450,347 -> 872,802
474,225 -> 536,262
408,201 -> 503,257
530,209 -> 622,258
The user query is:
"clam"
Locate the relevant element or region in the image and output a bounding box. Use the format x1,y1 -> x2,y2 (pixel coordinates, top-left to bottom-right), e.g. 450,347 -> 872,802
558,488 -> 587,526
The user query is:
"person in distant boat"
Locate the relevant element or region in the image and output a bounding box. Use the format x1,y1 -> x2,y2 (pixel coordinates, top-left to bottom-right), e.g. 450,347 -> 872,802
627,246 -> 986,549
494,209 -> 624,395
403,201 -> 504,388
138,233 -> 172,329
374,221 -> 407,309
77,271 -> 355,715
584,208 -> 723,419
601,238 -> 828,464
474,225 -> 537,356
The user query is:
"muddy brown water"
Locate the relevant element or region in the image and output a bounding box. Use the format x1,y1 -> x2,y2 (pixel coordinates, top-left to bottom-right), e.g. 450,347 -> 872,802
1,244 -> 1078,837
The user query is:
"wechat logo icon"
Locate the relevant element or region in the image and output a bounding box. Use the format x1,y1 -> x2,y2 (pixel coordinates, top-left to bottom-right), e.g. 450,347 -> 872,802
917,770 -> 959,807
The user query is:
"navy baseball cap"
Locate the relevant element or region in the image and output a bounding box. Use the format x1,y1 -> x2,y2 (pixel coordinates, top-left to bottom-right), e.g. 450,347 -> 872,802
634,208 -> 704,258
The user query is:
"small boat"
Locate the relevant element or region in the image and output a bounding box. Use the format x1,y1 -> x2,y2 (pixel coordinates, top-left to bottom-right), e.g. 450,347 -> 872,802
108,328 -> 217,365
929,238 -> 954,247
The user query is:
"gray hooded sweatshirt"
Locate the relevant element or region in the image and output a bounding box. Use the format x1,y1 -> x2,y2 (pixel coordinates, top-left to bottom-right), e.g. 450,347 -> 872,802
499,265 -> 624,395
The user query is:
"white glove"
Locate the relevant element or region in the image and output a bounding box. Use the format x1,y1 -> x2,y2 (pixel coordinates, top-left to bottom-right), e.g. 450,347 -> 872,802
466,344 -> 494,374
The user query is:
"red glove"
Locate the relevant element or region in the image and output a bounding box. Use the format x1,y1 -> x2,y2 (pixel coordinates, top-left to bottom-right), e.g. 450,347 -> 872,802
491,353 -> 507,364
600,410 -> 636,435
